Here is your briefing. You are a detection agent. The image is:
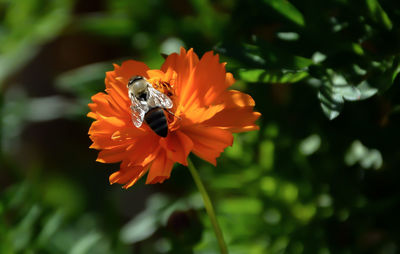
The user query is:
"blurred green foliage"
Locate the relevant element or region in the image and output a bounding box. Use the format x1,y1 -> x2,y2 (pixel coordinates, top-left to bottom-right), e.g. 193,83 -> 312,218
1,0 -> 400,253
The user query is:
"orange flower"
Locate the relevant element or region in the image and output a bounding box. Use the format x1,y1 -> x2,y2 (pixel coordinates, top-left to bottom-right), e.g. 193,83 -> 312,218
88,48 -> 261,188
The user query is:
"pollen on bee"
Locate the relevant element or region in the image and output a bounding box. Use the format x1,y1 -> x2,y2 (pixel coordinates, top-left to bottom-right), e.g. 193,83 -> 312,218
148,78 -> 175,98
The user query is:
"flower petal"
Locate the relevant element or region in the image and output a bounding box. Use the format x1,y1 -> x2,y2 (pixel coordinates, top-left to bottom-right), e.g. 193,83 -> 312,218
88,116 -> 127,136
160,131 -> 193,165
182,125 -> 233,166
89,127 -> 145,150
146,150 -> 174,184
124,132 -> 161,166
203,90 -> 261,132
109,164 -> 149,189
183,104 -> 225,124
89,92 -> 130,119
178,51 -> 229,109
114,60 -> 150,82
97,146 -> 129,163
161,48 -> 199,98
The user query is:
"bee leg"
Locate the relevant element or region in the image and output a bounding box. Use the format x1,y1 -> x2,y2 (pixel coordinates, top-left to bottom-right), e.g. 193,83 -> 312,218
165,109 -> 181,120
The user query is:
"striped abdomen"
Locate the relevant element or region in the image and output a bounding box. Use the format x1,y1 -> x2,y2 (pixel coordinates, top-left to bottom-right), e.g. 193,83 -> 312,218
144,107 -> 168,137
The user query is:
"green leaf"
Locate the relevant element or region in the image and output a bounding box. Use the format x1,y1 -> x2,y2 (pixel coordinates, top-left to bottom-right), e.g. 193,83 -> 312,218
69,232 -> 103,254
120,194 -> 168,244
263,0 -> 305,26
259,140 -> 274,170
11,205 -> 42,251
77,14 -> 134,37
318,71 -> 378,120
318,83 -> 344,120
345,140 -> 382,170
389,56 -> 400,83
37,210 -> 65,247
332,84 -> 361,101
357,81 -> 378,100
0,0 -> 73,87
367,56 -> 400,92
55,62 -> 112,97
238,68 -> 309,83
366,0 -> 393,30
218,198 -> 262,215
299,134 -> 321,156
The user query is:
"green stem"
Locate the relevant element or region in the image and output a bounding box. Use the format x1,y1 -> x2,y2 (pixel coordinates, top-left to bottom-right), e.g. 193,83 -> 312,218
187,157 -> 228,254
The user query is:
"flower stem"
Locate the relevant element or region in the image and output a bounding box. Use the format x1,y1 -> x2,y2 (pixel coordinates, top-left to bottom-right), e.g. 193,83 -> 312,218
187,157 -> 228,254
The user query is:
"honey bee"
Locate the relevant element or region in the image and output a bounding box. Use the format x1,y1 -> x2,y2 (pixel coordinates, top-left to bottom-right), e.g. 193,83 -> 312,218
128,76 -> 173,137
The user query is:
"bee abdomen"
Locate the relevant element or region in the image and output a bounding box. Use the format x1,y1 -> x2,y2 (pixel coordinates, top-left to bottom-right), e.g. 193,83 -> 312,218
145,108 -> 168,137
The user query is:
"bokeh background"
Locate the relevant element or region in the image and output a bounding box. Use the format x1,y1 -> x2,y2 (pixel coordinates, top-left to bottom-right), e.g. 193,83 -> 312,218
1,0 -> 400,253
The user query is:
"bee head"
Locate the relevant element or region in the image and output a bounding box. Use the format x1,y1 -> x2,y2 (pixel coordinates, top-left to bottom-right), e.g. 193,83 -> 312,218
128,76 -> 148,94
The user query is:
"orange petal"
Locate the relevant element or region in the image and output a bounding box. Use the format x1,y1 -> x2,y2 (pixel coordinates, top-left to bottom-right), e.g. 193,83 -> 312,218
193,51 -> 229,106
105,87 -> 131,113
97,146 -> 130,163
146,69 -> 166,80
178,51 -> 229,108
220,90 -> 256,107
87,112 -> 98,119
89,127 -> 145,150
124,132 -> 161,166
225,72 -> 235,88
203,90 -> 261,132
89,92 -> 130,119
88,116 -> 127,136
182,125 -> 233,166
114,60 -> 150,82
109,164 -> 149,189
161,48 -> 199,98
145,150 -> 175,184
204,109 -> 261,133
90,133 -> 129,150
182,103 -> 225,124
159,131 -> 193,165
94,128 -> 155,164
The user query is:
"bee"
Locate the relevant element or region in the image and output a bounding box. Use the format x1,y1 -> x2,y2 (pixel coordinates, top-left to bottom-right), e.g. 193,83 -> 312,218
128,76 -> 173,137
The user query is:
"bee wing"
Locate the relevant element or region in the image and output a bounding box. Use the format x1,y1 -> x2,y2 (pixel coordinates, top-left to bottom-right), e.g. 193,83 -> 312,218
148,87 -> 173,109
129,95 -> 147,128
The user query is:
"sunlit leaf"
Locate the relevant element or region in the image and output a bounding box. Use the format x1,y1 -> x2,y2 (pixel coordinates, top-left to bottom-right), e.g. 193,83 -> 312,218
55,62 -> 112,97
77,15 -> 134,37
0,0 -> 73,87
318,84 -> 345,120
366,0 -> 393,30
317,70 -> 378,120
11,205 -> 42,251
260,177 -> 277,197
120,194 -> 168,244
219,198 -> 262,215
239,68 -> 309,83
259,140 -> 274,170
263,208 -> 281,224
345,140 -> 383,170
357,81 -> 378,100
70,232 -> 103,254
330,74 -> 361,101
299,134 -> 321,156
278,182 -> 299,203
37,210 -> 65,247
292,203 -> 316,223
263,0 -> 305,26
